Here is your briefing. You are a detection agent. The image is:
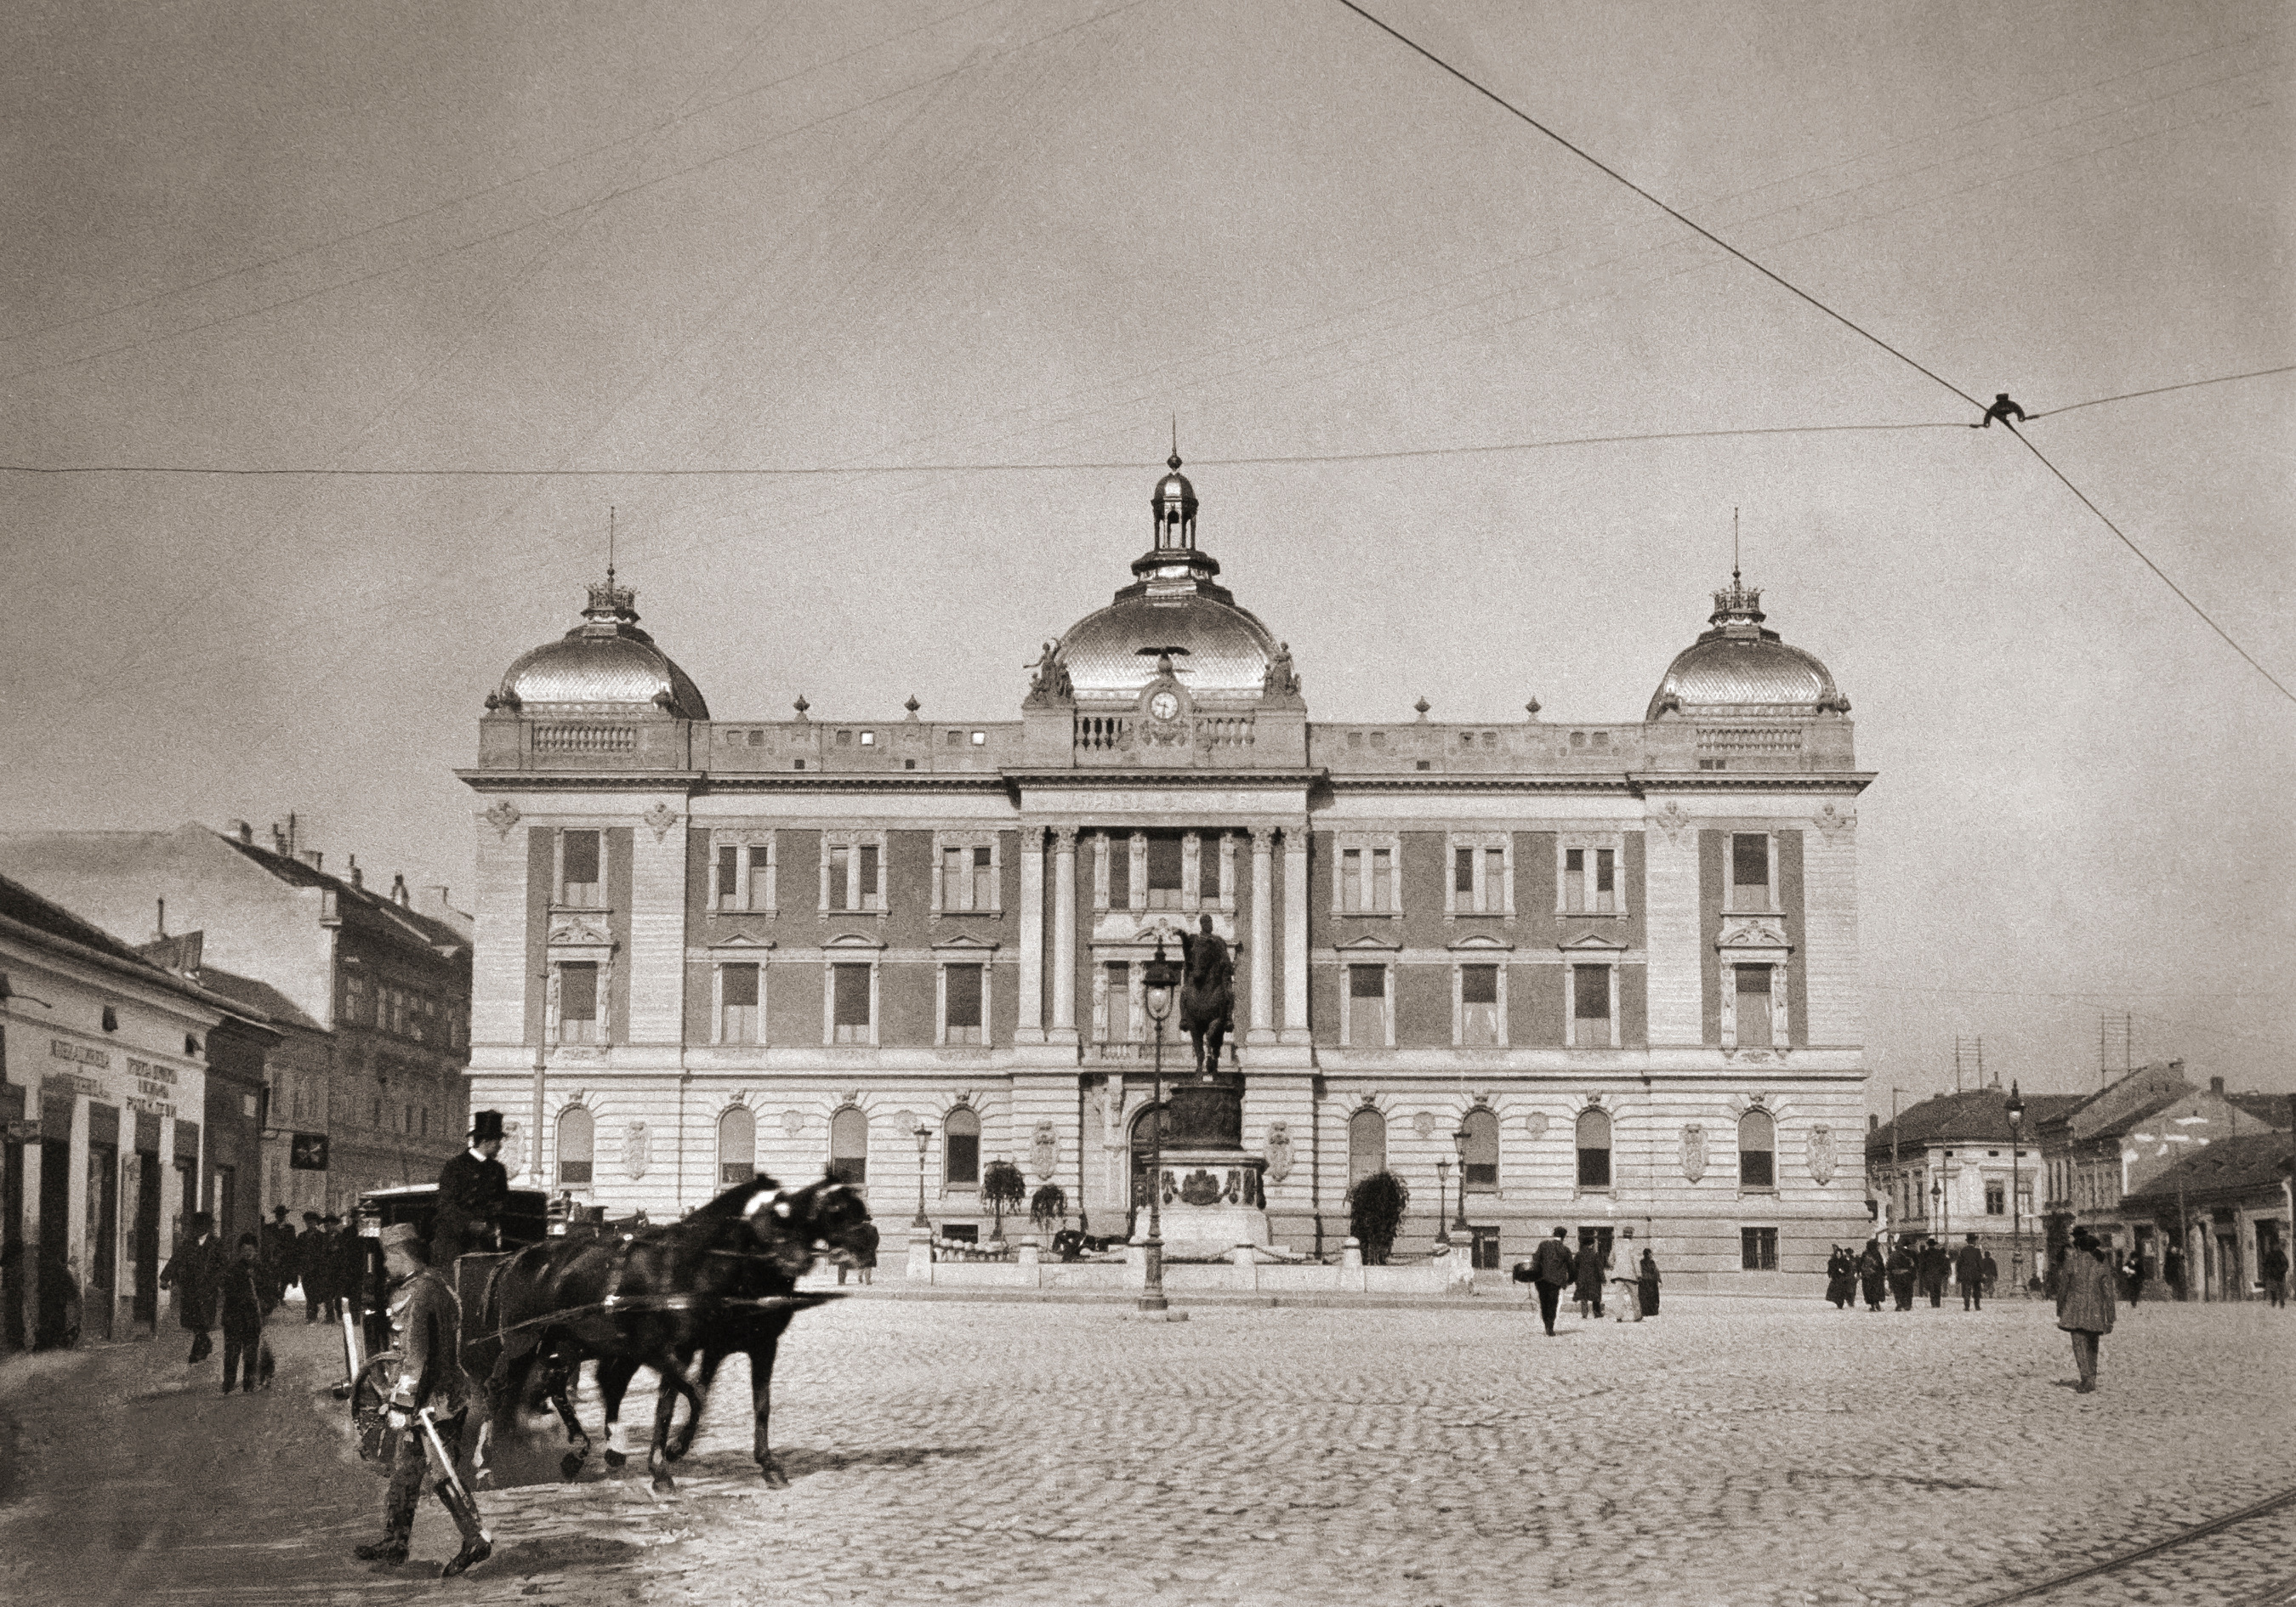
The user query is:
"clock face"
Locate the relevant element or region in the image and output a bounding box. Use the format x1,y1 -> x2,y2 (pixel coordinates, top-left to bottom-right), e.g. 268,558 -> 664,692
1149,690 -> 1179,721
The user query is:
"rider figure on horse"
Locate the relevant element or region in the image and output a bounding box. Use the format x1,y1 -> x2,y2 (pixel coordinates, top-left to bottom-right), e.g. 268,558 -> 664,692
1176,914 -> 1236,1075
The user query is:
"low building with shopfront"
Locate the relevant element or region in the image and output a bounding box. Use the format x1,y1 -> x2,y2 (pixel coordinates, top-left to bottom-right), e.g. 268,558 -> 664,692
457,460 -> 1875,1289
0,874 -> 255,1349
2120,1132 -> 2296,1301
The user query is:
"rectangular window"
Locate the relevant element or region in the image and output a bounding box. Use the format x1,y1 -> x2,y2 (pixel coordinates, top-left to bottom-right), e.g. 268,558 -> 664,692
561,830 -> 601,906
945,1131 -> 979,1185
1486,848 -> 1506,911
1731,832 -> 1771,910
559,962 -> 598,1044
1454,848 -> 1475,897
719,963 -> 759,1044
1565,848 -> 1584,913
1100,961 -> 1133,1044
1145,836 -> 1183,909
941,847 -> 968,911
1740,1146 -> 1775,1189
1594,848 -> 1615,914
1348,964 -> 1388,1047
832,964 -> 872,1043
971,845 -> 992,911
944,964 -> 984,1044
1986,1181 -> 2006,1216
1573,965 -> 1611,1020
1459,965 -> 1502,1046
1340,845 -> 1398,915
1741,1227 -> 1779,1271
1199,837 -> 1221,902
1564,845 -> 1619,915
828,845 -> 850,911
1735,965 -> 1774,1047
747,844 -> 771,911
717,844 -> 739,911
1109,837 -> 1131,909
858,843 -> 881,910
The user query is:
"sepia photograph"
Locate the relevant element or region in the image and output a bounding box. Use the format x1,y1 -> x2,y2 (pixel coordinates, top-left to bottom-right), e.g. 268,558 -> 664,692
0,3 -> 2289,1603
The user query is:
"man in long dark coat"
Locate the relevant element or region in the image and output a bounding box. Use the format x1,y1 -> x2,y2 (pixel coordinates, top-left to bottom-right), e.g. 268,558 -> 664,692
300,1212 -> 333,1322
1856,1240 -> 1887,1310
1918,1237 -> 1950,1307
1526,1226 -> 1577,1336
2056,1226 -> 2117,1392
159,1210 -> 228,1363
332,1213 -> 372,1332
259,1205 -> 298,1305
1571,1235 -> 1606,1320
430,1110 -> 510,1267
354,1224 -> 491,1576
1956,1234 -> 1986,1310
1886,1238 -> 1918,1310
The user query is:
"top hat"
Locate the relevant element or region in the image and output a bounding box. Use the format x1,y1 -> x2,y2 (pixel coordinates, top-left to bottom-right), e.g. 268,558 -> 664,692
271,1204 -> 290,1218
471,1110 -> 506,1143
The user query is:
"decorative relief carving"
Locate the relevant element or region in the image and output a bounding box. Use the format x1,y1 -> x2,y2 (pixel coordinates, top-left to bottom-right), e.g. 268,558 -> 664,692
1178,1169 -> 1221,1207
1808,1125 -> 1838,1186
481,799 -> 520,841
1680,1125 -> 1708,1184
1716,918 -> 1791,951
1412,1110 -> 1438,1139
1031,1121 -> 1060,1181
548,912 -> 616,949
624,1121 -> 650,1181
1813,803 -> 1857,839
1266,1121 -> 1293,1182
499,1119 -> 524,1181
641,802 -> 679,843
1724,1048 -> 1779,1065
781,1110 -> 805,1139
1051,825 -> 1080,855
1522,1110 -> 1549,1142
1655,802 -> 1691,846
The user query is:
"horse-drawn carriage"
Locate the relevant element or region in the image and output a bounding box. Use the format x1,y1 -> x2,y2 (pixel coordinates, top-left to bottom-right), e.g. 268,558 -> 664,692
348,1175 -> 873,1494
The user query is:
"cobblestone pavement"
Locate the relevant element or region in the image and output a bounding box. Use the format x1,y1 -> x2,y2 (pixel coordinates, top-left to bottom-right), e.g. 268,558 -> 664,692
3,1292 -> 2293,1605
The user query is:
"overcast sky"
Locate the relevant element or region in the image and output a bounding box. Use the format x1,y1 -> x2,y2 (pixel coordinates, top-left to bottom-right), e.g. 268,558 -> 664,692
3,0 -> 2288,1101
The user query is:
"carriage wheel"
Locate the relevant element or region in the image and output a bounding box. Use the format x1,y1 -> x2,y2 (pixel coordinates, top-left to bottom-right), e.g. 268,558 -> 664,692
351,1352 -> 403,1468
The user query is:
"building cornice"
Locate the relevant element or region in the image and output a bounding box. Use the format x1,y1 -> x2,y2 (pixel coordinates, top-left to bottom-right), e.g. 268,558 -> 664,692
1628,772 -> 1877,796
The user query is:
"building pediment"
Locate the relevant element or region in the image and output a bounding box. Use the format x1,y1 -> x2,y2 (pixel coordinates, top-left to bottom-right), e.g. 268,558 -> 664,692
1332,932 -> 1401,954
1715,917 -> 1792,959
930,933 -> 1002,955
1558,932 -> 1626,956
705,933 -> 776,954
1449,933 -> 1515,953
546,911 -> 616,952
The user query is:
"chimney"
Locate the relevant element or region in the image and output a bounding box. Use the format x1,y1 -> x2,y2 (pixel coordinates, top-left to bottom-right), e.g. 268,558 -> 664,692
300,850 -> 323,871
231,821 -> 253,845
272,823 -> 289,855
347,855 -> 363,890
1867,1112 -> 1879,1132
390,873 -> 410,907
154,897 -> 166,939
2210,1076 -> 2225,1096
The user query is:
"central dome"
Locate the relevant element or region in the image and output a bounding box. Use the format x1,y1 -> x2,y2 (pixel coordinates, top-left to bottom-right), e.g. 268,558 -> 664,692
492,576 -> 709,719
1647,576 -> 1844,718
1049,456 -> 1286,704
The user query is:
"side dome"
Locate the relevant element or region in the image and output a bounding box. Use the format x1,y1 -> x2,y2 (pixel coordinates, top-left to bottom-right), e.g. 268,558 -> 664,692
1647,576 -> 1846,718
491,576 -> 709,719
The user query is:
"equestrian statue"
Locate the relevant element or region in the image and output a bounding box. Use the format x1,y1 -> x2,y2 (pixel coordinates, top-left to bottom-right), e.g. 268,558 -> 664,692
1176,914 -> 1236,1075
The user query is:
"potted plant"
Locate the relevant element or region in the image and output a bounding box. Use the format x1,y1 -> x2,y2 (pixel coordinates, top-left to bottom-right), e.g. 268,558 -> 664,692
1029,1184 -> 1067,1234
1347,1170 -> 1411,1265
981,1160 -> 1026,1244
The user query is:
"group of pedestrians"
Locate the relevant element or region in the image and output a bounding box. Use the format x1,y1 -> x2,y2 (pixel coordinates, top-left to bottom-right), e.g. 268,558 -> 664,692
1513,1226 -> 1659,1334
155,1212 -> 276,1393
1826,1234 -> 1998,1312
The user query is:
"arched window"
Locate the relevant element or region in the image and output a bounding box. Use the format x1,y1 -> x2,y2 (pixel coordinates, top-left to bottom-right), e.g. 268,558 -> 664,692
1739,1109 -> 1776,1190
943,1105 -> 980,1187
717,1104 -> 756,1186
1462,1107 -> 1499,1190
829,1106 -> 869,1186
1576,1107 -> 1611,1189
1348,1107 -> 1386,1186
557,1104 -> 594,1188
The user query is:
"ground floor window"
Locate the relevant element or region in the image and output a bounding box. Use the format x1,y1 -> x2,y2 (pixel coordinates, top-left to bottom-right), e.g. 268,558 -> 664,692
1469,1225 -> 1501,1270
1741,1226 -> 1778,1271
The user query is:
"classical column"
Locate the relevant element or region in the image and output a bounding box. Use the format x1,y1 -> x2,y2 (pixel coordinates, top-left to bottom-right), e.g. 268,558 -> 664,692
1247,826 -> 1276,1044
1281,823 -> 1310,1045
1051,826 -> 1080,1042
1015,827 -> 1046,1043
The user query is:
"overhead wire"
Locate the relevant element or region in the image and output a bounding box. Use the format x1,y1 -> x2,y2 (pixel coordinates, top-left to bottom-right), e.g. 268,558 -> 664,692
2000,423 -> 2295,706
1330,0 -> 1986,412
2026,362 -> 2296,420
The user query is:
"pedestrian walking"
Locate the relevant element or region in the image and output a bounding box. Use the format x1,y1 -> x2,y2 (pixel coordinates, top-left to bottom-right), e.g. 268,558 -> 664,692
2124,1250 -> 2146,1309
1981,1250 -> 1999,1298
159,1211 -> 228,1365
216,1234 -> 276,1394
1918,1237 -> 1948,1308
1857,1240 -> 1886,1311
1610,1227 -> 1644,1323
852,1218 -> 879,1286
2262,1241 -> 2289,1309
301,1211 -> 332,1322
1572,1235 -> 1606,1320
1524,1227 -> 1577,1335
1957,1235 -> 1986,1311
353,1224 -> 492,1577
2056,1227 -> 2117,1394
1638,1246 -> 1661,1317
259,1206 -> 298,1307
1824,1245 -> 1853,1309
1886,1238 -> 1918,1311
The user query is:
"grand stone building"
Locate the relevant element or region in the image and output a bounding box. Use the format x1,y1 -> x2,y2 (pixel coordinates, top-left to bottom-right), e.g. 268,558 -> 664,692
461,461 -> 1872,1288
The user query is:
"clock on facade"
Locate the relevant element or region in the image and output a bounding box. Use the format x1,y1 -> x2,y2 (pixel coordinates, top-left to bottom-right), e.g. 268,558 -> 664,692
1149,690 -> 1179,721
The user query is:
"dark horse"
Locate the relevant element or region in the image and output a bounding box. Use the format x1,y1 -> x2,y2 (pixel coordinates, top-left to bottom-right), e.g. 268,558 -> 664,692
1177,915 -> 1235,1074
467,1175 -> 871,1494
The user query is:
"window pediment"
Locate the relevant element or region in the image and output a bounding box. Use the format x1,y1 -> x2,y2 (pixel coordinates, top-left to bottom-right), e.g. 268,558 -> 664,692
1447,934 -> 1515,953
1333,933 -> 1402,954
547,912 -> 616,952
823,932 -> 888,952
1559,932 -> 1627,955
706,933 -> 776,954
930,934 -> 1001,954
1715,917 -> 1792,957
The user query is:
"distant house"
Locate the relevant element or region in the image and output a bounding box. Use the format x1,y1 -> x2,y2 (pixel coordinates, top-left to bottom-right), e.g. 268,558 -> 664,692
2120,1131 -> 2296,1301
0,822 -> 474,1218
1866,1085 -> 2081,1289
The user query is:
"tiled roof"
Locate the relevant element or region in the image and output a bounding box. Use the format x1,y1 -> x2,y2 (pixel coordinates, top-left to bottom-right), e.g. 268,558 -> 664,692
0,872 -> 229,1015
215,833 -> 469,957
1866,1087 -> 2085,1155
179,962 -> 322,1032
2122,1133 -> 2296,1207
2228,1092 -> 2295,1127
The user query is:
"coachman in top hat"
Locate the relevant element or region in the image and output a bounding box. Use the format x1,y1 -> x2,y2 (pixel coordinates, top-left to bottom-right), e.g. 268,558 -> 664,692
431,1110 -> 509,1266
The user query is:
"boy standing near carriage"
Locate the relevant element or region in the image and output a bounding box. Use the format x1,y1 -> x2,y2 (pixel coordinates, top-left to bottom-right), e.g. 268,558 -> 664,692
218,1233 -> 276,1394
354,1223 -> 492,1578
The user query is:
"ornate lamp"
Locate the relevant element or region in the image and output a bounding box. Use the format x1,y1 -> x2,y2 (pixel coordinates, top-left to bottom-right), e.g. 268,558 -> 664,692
2005,1082 -> 2025,1297
1452,1125 -> 1472,1235
1138,940 -> 1181,1316
912,1121 -> 932,1230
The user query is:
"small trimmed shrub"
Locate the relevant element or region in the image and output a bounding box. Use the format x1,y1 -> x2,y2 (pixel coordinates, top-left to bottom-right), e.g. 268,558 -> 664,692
1348,1170 -> 1411,1265
1029,1184 -> 1067,1232
981,1161 -> 1026,1241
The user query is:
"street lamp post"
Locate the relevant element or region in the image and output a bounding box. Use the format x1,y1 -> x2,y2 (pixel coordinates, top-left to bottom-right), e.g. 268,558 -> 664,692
912,1123 -> 931,1230
1931,1178 -> 1943,1245
2006,1082 -> 2026,1298
1434,1161 -> 1452,1251
1451,1126 -> 1471,1240
1136,940 -> 1180,1318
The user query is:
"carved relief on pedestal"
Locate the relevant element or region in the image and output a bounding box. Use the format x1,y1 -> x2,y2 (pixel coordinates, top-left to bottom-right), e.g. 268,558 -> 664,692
1655,802 -> 1692,847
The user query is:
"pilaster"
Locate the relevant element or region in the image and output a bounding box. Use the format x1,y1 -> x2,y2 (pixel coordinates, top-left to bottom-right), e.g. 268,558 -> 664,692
1280,824 -> 1310,1047
1049,826 -> 1079,1045
1644,804 -> 1702,1047
1247,826 -> 1276,1044
1801,809 -> 1863,1048
1015,827 -> 1045,1044
627,802 -> 689,1046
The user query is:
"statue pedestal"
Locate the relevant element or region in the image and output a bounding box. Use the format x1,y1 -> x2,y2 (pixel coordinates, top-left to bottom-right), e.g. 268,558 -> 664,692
1144,1148 -> 1268,1258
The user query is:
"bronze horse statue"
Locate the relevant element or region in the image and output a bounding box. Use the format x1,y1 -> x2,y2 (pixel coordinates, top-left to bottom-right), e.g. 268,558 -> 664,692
1176,915 -> 1235,1074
